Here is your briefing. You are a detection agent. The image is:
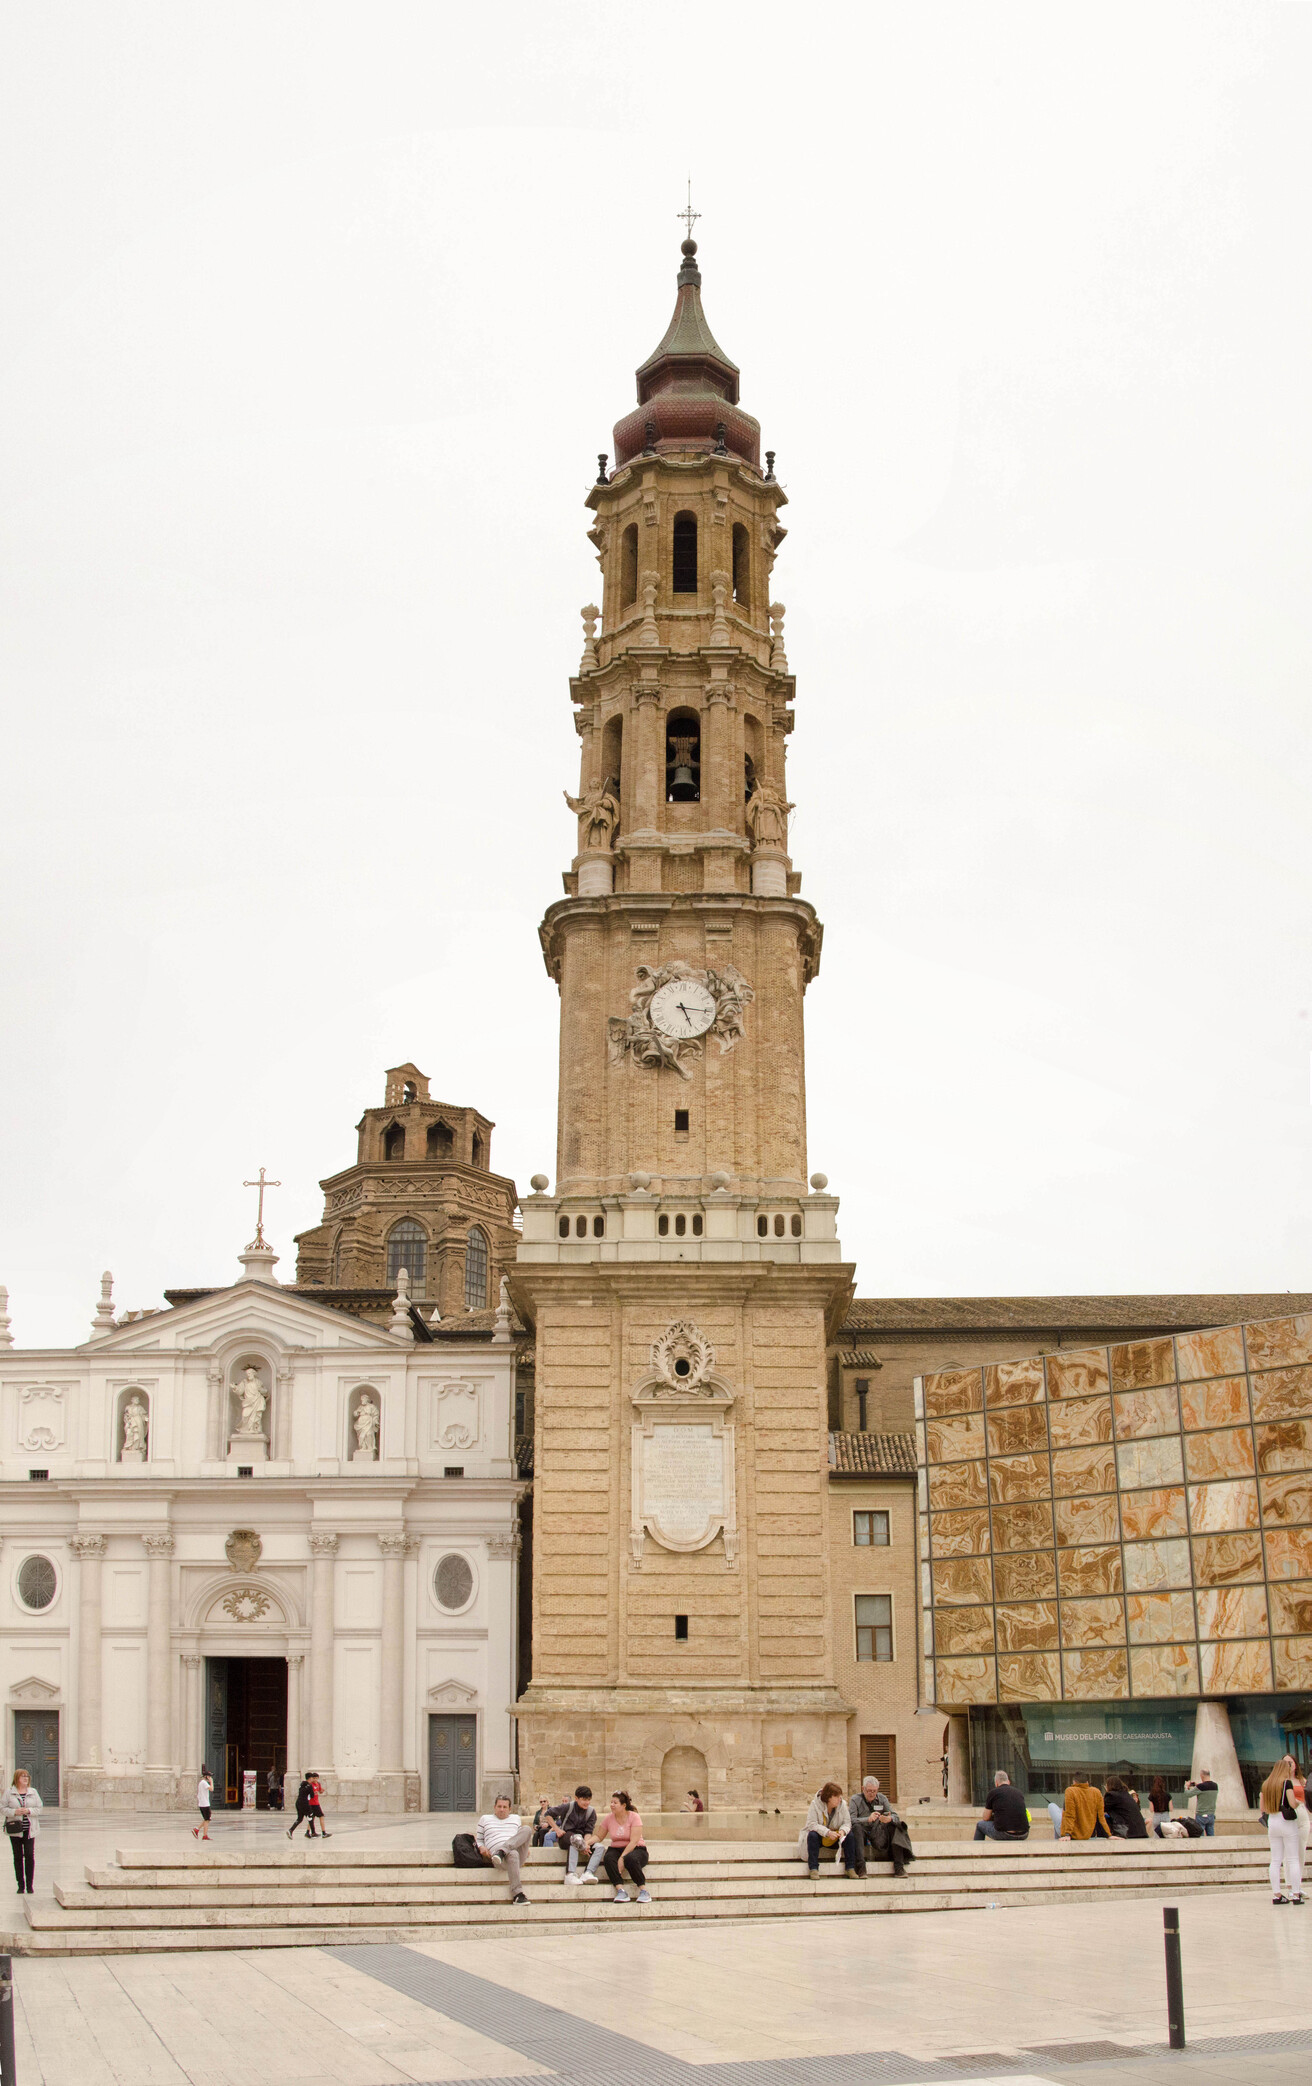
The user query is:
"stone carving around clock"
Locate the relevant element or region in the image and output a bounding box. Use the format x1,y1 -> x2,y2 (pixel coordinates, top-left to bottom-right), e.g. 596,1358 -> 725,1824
608,960 -> 754,1080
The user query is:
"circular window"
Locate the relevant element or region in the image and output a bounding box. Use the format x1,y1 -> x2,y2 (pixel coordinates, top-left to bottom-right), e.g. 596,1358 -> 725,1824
17,1556 -> 56,1612
433,1553 -> 474,1612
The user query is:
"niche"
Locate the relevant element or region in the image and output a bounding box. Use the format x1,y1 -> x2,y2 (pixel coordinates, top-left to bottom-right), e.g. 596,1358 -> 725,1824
383,1122 -> 406,1161
349,1385 -> 381,1464
601,713 -> 623,808
661,1744 -> 709,1813
665,709 -> 701,802
427,1119 -> 454,1159
620,523 -> 639,607
117,1388 -> 150,1464
732,523 -> 750,606
672,511 -> 698,594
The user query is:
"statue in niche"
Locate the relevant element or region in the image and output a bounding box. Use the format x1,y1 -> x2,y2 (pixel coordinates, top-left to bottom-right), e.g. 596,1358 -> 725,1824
233,1366 -> 268,1437
745,777 -> 793,850
564,775 -> 620,851
120,1394 -> 149,1462
352,1394 -> 380,1463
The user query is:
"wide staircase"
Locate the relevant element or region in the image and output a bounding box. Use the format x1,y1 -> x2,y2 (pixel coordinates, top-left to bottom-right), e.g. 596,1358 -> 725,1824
8,1834 -> 1273,1955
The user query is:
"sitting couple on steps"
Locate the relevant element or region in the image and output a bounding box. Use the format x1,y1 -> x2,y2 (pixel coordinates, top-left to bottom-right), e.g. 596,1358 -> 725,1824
452,1788 -> 651,1906
799,1778 -> 913,1879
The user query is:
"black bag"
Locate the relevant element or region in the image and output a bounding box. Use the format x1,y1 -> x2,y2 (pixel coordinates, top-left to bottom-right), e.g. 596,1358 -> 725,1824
4,1812 -> 29,1838
1109,1816 -> 1130,1839
451,1832 -> 486,1868
1280,1782 -> 1298,1823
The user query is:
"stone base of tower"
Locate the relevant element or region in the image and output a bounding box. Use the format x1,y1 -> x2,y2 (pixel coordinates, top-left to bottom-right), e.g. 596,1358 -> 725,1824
514,1687 -> 854,1813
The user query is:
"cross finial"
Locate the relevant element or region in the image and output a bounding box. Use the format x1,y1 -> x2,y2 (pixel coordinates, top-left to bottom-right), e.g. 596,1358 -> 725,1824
678,177 -> 700,242
242,1167 -> 281,1246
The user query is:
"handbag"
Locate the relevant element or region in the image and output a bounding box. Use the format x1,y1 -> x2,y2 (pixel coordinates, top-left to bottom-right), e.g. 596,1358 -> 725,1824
4,1810 -> 29,1838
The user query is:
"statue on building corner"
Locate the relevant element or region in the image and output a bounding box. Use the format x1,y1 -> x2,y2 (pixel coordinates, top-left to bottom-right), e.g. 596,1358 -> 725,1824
564,774 -> 620,851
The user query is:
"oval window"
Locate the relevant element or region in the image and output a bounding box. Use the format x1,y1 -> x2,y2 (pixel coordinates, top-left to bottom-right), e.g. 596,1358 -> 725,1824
18,1556 -> 56,1612
434,1553 -> 474,1611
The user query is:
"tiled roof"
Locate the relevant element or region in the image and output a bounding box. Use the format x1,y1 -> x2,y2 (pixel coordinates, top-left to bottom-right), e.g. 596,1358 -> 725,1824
515,1434 -> 534,1479
838,1294 -> 1312,1337
828,1431 -> 918,1477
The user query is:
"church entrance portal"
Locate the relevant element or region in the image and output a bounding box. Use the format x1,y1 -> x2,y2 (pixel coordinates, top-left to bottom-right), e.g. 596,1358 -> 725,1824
204,1657 -> 287,1809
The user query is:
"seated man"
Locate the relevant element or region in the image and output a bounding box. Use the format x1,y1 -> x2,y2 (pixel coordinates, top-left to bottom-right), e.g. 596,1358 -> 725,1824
973,1770 -> 1030,1841
554,1785 -> 598,1882
1046,1772 -> 1110,1841
451,1793 -> 533,1904
849,1775 -> 912,1877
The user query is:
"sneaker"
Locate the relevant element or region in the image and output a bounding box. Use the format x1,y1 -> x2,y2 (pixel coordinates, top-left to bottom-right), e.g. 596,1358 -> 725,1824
611,1889 -> 630,1903
636,1889 -> 651,1903
1274,1895 -> 1288,1904
512,1891 -> 529,1905
580,1870 -> 599,1883
564,1872 -> 581,1885
1291,1895 -> 1305,1906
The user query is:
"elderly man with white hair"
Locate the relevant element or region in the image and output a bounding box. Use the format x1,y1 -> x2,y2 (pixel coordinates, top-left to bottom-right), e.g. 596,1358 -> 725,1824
849,1774 -> 911,1877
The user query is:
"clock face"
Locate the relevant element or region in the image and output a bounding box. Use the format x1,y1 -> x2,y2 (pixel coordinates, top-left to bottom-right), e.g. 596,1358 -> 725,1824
649,978 -> 717,1040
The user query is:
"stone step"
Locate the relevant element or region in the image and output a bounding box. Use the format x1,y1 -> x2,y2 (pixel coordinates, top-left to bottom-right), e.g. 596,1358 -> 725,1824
12,1876 -> 1263,1955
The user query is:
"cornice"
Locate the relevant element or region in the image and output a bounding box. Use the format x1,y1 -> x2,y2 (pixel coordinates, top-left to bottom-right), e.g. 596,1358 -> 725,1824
538,890 -> 823,982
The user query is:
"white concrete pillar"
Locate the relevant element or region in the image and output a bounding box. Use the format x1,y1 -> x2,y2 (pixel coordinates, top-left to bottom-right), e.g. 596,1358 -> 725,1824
308,1530 -> 338,1770
181,1655 -> 202,1775
143,1530 -> 175,1767
286,1653 -> 304,1780
1193,1698 -> 1248,1818
70,1533 -> 106,1767
378,1533 -> 410,1776
483,1527 -> 520,1806
946,1713 -> 971,1804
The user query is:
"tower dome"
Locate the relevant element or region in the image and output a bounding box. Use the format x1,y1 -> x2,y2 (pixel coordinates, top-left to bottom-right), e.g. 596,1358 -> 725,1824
612,240 -> 761,469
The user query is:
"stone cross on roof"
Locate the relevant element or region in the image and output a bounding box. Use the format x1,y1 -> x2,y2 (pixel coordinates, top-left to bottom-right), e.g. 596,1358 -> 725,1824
677,178 -> 700,242
242,1166 -> 281,1247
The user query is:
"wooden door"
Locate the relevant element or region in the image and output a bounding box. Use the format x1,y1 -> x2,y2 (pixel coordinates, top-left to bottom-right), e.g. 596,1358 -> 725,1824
860,1733 -> 897,1803
428,1714 -> 477,1811
14,1711 -> 59,1806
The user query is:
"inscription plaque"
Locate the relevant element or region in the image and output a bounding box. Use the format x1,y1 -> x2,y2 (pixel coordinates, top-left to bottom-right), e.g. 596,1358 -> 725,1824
641,1424 -> 724,1548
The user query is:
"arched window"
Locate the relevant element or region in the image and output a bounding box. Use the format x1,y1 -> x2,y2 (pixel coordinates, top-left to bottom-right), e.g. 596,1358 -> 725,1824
732,523 -> 750,606
621,523 -> 639,607
672,510 -> 698,594
665,709 -> 701,802
383,1123 -> 406,1162
601,713 -> 623,805
387,1220 -> 427,1298
471,1131 -> 485,1170
464,1226 -> 489,1309
402,1080 -> 417,1103
427,1119 -> 453,1160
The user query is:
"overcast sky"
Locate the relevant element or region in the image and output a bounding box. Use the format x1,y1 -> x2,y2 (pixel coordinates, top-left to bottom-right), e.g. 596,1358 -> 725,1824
3,3 -> 1310,1345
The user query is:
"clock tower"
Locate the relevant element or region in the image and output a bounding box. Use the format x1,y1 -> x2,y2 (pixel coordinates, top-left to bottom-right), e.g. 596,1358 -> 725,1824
511,237 -> 856,1813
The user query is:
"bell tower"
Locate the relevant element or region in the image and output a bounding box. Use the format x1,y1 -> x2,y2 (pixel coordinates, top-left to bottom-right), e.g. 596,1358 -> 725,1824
512,238 -> 855,1812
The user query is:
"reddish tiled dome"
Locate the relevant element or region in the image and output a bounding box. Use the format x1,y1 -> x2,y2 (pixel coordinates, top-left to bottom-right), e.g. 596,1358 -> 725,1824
612,241 -> 761,469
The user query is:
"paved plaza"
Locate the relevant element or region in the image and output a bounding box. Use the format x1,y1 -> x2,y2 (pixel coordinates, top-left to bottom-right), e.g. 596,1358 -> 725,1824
5,1812 -> 1310,2086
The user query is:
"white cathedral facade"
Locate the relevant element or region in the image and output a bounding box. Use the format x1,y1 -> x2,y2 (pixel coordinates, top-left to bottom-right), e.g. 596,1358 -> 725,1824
0,1232 -> 522,1812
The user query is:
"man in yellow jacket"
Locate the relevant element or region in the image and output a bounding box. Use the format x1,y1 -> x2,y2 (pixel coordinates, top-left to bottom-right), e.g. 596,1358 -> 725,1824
1047,1772 -> 1111,1840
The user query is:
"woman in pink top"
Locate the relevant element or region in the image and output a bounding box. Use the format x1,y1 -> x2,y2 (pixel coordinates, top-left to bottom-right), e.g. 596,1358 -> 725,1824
596,1790 -> 649,1903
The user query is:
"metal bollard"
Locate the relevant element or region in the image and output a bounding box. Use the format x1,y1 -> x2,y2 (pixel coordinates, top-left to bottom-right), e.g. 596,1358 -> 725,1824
1163,1906 -> 1186,2050
0,1951 -> 16,2086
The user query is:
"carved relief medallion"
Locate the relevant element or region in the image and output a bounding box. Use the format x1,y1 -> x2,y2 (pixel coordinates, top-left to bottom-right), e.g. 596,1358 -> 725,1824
225,1529 -> 262,1572
608,961 -> 754,1081
222,1587 -> 271,1622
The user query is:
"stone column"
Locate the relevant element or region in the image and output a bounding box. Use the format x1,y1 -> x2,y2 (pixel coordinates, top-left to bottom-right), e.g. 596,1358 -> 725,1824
483,1528 -> 520,1809
1192,1699 -> 1249,1818
308,1531 -> 338,1771
70,1534 -> 106,1767
286,1653 -> 304,1779
181,1654 -> 202,1773
143,1530 -> 175,1768
945,1713 -> 971,1805
378,1533 -> 411,1782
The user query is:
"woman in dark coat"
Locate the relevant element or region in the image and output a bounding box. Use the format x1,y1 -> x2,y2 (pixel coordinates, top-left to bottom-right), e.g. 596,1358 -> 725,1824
1103,1774 -> 1148,1838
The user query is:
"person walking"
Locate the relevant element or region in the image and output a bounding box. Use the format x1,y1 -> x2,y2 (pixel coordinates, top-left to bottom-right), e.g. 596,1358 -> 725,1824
288,1774 -> 314,1837
596,1791 -> 649,1904
307,1771 -> 331,1838
1260,1755 -> 1305,1905
4,1770 -> 41,1895
192,1765 -> 215,1839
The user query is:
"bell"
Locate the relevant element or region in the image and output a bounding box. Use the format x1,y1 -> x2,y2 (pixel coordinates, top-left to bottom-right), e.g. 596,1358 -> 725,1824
670,762 -> 696,798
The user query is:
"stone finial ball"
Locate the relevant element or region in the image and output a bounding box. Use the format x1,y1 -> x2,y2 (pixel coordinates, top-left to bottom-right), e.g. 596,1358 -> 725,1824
809,1172 -> 829,1191
682,238 -> 697,257
529,1174 -> 549,1193
710,1171 -> 732,1191
629,1171 -> 652,1191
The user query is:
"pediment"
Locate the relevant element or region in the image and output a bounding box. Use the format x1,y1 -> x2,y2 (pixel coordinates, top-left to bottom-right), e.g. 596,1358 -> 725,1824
88,1280 -> 398,1356
9,1676 -> 60,1704
427,1678 -> 479,1708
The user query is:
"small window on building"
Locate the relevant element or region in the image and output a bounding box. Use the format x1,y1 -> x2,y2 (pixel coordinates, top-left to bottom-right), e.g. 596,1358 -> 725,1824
856,1594 -> 893,1662
402,1080 -> 417,1102
855,1377 -> 870,1431
854,1511 -> 890,1547
691,1214 -> 703,1237
464,1226 -> 490,1310
790,1214 -> 802,1236
17,1556 -> 56,1611
674,1109 -> 689,1134
592,1214 -> 604,1238
773,1213 -> 785,1237
573,1215 -> 586,1238
732,522 -> 750,606
672,510 -> 698,593
383,1123 -> 406,1162
860,1734 -> 898,1803
427,1120 -> 454,1160
621,522 -> 639,607
674,1213 -> 686,1237
471,1132 -> 486,1170
386,1220 -> 427,1298
674,1613 -> 689,1641
756,1215 -> 768,1237
658,1214 -> 670,1237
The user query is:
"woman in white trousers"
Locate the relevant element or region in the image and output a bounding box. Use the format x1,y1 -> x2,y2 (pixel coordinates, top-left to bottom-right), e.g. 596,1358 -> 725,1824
1260,1754 -> 1305,1905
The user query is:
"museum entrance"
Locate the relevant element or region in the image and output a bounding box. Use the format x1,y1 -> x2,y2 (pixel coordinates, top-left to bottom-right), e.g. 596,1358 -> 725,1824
204,1657 -> 287,1809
